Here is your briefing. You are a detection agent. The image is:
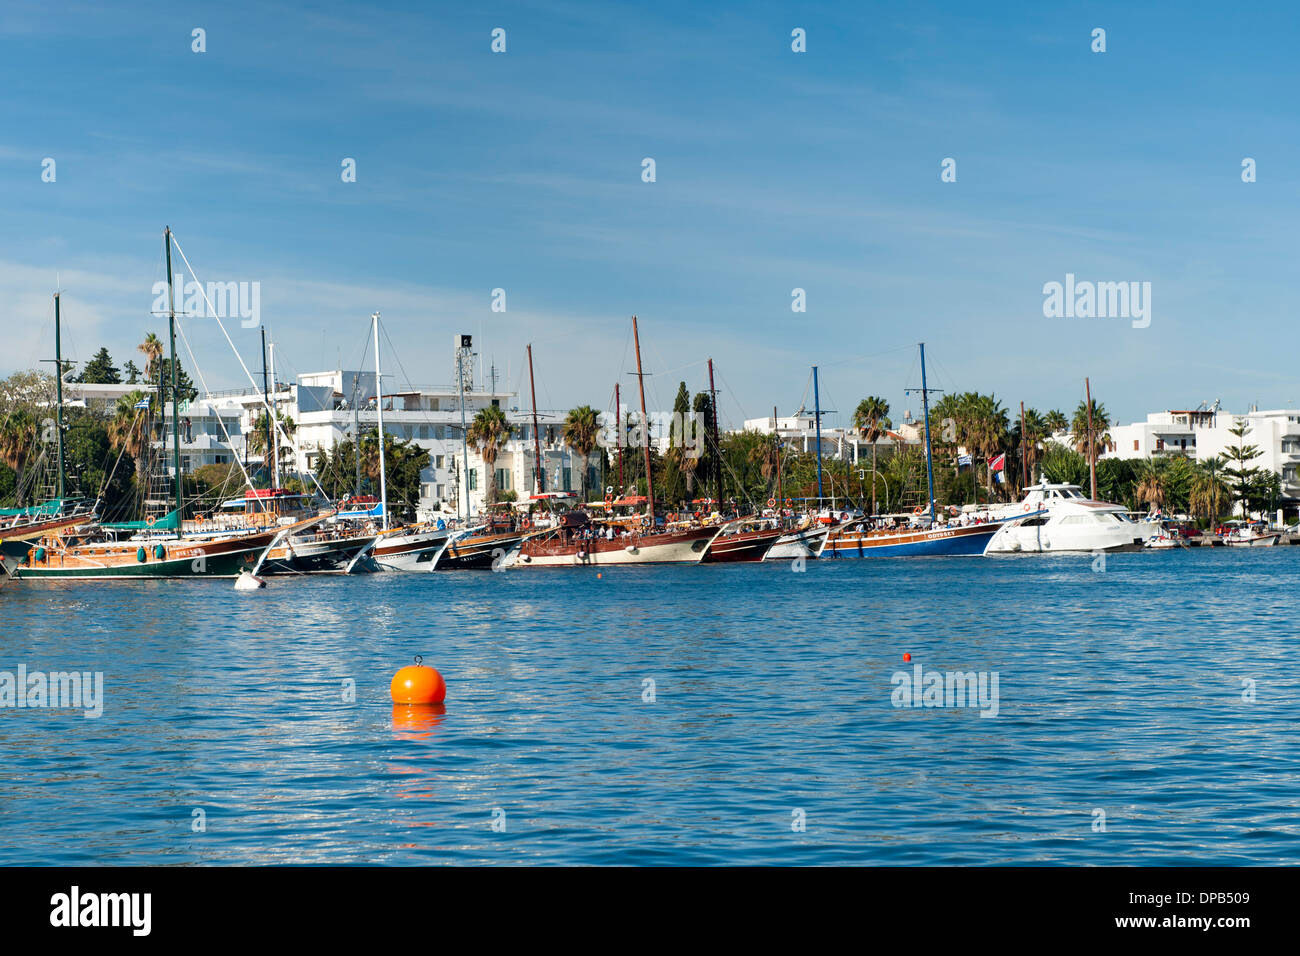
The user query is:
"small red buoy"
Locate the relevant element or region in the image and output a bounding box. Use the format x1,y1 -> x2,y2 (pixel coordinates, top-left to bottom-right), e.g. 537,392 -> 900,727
903,652 -> 911,662
391,656 -> 446,704
597,572 -> 602,579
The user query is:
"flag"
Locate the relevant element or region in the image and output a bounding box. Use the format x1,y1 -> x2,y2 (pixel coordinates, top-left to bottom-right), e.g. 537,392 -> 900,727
990,453 -> 1006,471
957,454 -> 973,468
133,398 -> 150,409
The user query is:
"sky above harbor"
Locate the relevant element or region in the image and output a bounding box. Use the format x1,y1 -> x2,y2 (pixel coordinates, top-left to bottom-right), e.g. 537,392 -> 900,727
3,0 -> 1298,429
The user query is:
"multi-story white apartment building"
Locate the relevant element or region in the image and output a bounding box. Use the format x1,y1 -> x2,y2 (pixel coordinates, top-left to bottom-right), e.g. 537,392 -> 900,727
1103,406 -> 1300,499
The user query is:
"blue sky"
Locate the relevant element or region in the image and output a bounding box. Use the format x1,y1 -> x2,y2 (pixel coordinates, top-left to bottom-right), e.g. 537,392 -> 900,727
3,0 -> 1298,429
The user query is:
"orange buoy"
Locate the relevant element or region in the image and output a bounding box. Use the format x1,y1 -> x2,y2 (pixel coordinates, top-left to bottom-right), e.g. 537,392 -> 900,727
903,652 -> 911,662
390,656 -> 446,704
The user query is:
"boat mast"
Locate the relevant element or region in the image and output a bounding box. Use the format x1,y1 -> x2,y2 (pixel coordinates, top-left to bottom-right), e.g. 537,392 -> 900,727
372,312 -> 389,531
919,342 -> 937,525
53,293 -> 66,500
260,327 -> 271,487
812,366 -> 824,505
774,405 -> 782,508
268,336 -> 280,490
707,357 -> 722,506
1085,377 -> 1097,499
527,343 -> 544,494
1020,400 -> 1028,488
352,375 -> 361,498
632,316 -> 655,520
457,339 -> 470,523
164,228 -> 183,535
615,382 -> 623,494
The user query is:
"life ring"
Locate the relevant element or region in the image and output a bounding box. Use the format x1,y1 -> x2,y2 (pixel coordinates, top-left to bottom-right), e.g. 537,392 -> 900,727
1022,502 -> 1031,512
521,516 -> 532,530
767,498 -> 777,509
640,515 -> 651,530
145,515 -> 157,527
912,506 -> 923,515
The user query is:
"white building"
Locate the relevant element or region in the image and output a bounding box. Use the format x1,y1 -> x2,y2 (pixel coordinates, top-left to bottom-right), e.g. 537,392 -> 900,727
739,411 -> 921,462
1104,406 -> 1300,500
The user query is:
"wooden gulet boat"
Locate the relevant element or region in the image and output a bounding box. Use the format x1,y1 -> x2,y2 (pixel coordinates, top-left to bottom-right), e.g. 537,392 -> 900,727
12,228 -> 316,581
516,315 -> 723,568
703,519 -> 785,562
817,343 -> 1007,558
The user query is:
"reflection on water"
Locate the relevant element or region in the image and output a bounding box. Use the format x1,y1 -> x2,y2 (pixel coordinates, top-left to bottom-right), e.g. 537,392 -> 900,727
2,549 -> 1299,864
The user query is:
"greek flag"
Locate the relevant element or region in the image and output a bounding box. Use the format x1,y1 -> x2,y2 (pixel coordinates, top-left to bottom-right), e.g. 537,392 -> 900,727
957,454 -> 973,467
133,398 -> 150,409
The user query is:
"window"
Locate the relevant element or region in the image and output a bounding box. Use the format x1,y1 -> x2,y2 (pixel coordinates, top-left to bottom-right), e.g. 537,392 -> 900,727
435,455 -> 445,469
419,425 -> 429,440
496,468 -> 511,491
468,469 -> 477,491
1133,440 -> 1139,451
562,468 -> 572,491
436,484 -> 444,498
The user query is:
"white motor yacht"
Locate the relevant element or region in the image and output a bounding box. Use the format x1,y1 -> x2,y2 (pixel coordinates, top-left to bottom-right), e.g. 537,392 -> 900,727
986,480 -> 1145,553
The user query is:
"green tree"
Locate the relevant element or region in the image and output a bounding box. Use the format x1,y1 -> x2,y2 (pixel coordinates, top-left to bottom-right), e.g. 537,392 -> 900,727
123,360 -> 141,384
76,347 -> 121,384
1221,419 -> 1265,519
853,396 -> 890,514
467,405 -> 512,506
563,404 -> 601,502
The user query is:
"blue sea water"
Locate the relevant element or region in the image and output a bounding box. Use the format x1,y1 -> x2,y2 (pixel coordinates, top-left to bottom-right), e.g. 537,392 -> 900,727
2,548 -> 1298,866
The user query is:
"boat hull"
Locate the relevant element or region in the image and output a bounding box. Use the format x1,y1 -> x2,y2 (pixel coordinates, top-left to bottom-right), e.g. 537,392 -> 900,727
1225,534 -> 1280,548
371,526 -> 454,571
822,523 -> 1002,557
260,532 -> 379,574
436,531 -> 525,569
703,527 -> 784,563
13,530 -> 281,580
517,527 -> 717,566
763,527 -> 828,561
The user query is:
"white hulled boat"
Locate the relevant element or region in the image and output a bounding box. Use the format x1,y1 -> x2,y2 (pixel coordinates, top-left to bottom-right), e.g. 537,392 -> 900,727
986,480 -> 1145,553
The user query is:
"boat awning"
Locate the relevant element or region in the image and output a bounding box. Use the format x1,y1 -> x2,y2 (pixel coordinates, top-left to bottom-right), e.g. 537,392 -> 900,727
102,509 -> 180,531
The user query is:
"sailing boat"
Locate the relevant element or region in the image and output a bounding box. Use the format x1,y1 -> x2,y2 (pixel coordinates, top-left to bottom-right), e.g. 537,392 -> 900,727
13,229 -> 317,579
819,343 -> 1009,557
352,312 -> 456,571
517,317 -> 720,567
0,293 -> 100,573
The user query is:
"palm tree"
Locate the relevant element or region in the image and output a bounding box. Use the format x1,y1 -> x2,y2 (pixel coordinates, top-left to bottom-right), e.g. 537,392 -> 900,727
1189,457 -> 1230,525
563,405 -> 600,501
1134,460 -> 1167,513
467,405 -> 512,507
0,409 -> 38,504
1016,407 -> 1048,486
1044,409 -> 1068,436
138,332 -> 164,437
1070,399 -> 1110,497
247,410 -> 297,483
853,396 -> 890,514
107,391 -> 151,491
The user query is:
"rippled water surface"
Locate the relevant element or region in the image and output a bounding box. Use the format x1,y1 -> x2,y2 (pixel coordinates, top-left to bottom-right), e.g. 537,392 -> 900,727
3,548 -> 1299,865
